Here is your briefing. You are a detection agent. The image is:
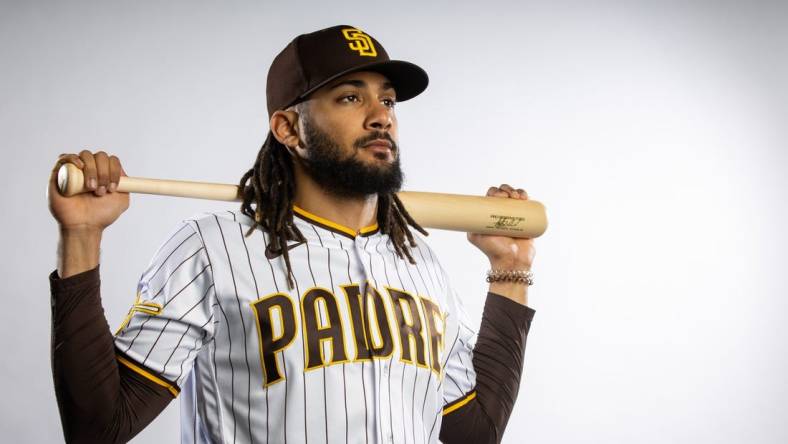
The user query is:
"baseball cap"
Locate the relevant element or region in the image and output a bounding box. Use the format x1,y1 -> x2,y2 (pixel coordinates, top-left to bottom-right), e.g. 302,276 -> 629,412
266,25 -> 429,118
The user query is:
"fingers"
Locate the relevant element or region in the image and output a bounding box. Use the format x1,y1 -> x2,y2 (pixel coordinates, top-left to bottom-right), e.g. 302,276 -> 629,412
53,153 -> 84,172
72,150 -> 123,196
486,183 -> 528,199
79,150 -> 98,192
94,151 -> 111,195
109,155 -> 121,192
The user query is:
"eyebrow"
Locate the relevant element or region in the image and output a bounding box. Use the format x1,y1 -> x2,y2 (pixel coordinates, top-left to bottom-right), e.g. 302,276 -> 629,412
328,79 -> 395,93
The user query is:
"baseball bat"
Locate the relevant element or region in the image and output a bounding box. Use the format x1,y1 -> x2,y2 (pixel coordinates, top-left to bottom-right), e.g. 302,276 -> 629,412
57,163 -> 548,238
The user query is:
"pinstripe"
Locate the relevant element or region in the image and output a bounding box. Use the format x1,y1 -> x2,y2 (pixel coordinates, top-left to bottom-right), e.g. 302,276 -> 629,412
406,254 -> 435,444
173,315 -> 214,381
335,233 -> 369,444
303,239 -> 328,444
194,219 -> 234,444
394,253 -> 422,444
311,225 -> 339,444
193,373 -> 198,444
123,315 -> 153,353
259,231 -> 279,444
375,238 -> 397,444
443,329 -> 460,370
179,330 -> 207,383
161,264 -> 211,309
121,260 -> 210,374
148,230 -> 196,281
142,319 -> 171,365
162,310 -> 213,373
123,242 -> 209,352
457,337 -> 472,383
152,247 -> 206,301
214,281 -> 237,441
423,245 -> 447,290
289,259 -> 308,444
237,218 -> 262,444
391,251 -> 410,444
413,245 -> 437,295
427,405 -> 441,444
364,236 -> 386,444
163,325 -> 192,371
213,214 -> 252,442
445,372 -> 463,395
178,284 -> 216,321
259,230 -> 289,444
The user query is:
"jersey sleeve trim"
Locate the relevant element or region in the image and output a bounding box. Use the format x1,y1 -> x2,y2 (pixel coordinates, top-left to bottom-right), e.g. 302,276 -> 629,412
116,351 -> 180,397
442,390 -> 477,415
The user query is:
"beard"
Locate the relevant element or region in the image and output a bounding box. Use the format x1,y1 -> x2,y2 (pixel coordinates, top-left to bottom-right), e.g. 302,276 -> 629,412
298,118 -> 404,199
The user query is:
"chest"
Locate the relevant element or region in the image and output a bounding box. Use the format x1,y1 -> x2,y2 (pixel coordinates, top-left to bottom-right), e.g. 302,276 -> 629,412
204,236 -> 450,385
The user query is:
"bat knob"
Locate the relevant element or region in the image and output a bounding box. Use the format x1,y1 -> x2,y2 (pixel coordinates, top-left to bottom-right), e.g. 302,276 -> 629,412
57,163 -> 85,197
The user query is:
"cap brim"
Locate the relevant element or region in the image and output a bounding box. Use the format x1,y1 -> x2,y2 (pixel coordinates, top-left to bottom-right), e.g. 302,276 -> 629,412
297,60 -> 429,104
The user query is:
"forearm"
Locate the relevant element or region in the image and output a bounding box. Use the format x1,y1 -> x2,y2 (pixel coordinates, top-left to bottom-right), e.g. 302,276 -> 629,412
50,267 -> 172,443
440,291 -> 535,444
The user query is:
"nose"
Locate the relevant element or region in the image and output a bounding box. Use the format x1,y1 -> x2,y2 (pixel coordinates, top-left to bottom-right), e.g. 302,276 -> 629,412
364,101 -> 393,131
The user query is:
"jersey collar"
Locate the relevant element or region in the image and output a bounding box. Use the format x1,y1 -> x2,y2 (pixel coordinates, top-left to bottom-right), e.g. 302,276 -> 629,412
292,205 -> 380,239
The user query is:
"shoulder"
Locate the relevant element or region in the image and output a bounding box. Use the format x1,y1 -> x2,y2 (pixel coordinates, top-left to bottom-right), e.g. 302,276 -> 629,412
181,209 -> 255,238
409,231 -> 443,268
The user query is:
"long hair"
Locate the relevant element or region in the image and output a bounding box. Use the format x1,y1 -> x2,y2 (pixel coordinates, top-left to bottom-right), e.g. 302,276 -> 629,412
238,131 -> 428,288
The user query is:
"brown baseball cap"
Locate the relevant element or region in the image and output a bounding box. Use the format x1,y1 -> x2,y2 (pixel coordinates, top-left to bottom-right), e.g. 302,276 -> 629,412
266,25 -> 429,118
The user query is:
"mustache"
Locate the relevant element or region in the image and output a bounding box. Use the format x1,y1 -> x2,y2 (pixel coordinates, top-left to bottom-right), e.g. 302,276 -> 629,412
354,132 -> 398,152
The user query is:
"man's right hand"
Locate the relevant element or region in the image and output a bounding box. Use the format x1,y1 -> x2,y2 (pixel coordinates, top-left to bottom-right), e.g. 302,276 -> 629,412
48,150 -> 130,231
48,150 -> 130,278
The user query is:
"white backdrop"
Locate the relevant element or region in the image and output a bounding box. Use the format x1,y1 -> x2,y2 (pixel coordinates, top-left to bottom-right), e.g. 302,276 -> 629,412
2,0 -> 787,443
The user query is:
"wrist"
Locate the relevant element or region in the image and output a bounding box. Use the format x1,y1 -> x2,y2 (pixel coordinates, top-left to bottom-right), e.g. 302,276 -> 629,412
488,257 -> 531,270
58,226 -> 103,278
59,224 -> 104,239
485,266 -> 532,306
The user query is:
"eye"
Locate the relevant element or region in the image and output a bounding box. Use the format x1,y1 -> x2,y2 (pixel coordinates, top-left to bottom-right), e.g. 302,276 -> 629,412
339,94 -> 360,103
381,97 -> 397,108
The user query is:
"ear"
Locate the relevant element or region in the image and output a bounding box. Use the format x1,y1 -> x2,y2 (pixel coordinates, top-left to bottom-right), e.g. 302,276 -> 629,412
270,110 -> 301,148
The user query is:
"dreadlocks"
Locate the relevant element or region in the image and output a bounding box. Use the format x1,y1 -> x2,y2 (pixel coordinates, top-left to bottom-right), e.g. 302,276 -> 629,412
238,130 -> 428,289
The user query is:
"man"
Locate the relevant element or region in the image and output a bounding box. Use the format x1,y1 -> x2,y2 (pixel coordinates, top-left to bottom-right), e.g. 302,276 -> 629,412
47,25 -> 536,444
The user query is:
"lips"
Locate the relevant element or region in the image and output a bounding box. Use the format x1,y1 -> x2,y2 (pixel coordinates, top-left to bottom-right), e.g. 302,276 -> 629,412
363,139 -> 393,150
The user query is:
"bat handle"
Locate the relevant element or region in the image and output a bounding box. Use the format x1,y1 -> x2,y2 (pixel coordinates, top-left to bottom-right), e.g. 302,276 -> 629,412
57,163 -> 86,197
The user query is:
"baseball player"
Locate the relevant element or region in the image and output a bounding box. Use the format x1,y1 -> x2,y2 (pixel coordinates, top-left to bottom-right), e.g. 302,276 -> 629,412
47,25 -> 536,444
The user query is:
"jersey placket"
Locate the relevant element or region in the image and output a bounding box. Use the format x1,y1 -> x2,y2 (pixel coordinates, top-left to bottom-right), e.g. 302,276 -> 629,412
353,234 -> 394,444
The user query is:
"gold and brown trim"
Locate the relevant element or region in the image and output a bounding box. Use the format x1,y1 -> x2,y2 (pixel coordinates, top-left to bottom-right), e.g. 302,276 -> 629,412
442,390 -> 477,416
115,351 -> 180,397
293,205 -> 379,239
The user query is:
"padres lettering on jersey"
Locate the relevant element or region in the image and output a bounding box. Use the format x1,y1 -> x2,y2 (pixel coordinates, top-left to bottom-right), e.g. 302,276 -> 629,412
114,207 -> 478,444
251,282 -> 444,387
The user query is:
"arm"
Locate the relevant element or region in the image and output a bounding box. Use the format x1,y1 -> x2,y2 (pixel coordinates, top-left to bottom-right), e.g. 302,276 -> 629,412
440,183 -> 537,443
50,266 -> 173,443
439,291 -> 534,444
48,152 -> 173,442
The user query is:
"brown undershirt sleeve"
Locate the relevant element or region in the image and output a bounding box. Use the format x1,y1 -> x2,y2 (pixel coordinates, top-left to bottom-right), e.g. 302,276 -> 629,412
439,292 -> 536,444
50,266 -> 174,443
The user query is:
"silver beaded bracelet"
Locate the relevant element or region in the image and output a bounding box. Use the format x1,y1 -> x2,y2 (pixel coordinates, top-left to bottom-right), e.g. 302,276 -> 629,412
486,269 -> 534,286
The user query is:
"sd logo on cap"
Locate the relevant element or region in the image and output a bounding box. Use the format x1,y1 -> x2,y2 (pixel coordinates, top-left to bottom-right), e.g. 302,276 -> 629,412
265,25 -> 429,118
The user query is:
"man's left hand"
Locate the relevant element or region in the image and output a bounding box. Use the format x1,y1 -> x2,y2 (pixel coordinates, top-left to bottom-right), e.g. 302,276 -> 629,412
467,184 -> 536,270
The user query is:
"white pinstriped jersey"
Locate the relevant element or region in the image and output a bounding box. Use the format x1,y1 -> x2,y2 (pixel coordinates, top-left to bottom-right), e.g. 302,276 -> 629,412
114,207 -> 478,444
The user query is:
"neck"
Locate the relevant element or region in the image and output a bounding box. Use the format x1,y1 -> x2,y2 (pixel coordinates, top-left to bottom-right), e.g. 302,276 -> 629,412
293,163 -> 378,233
